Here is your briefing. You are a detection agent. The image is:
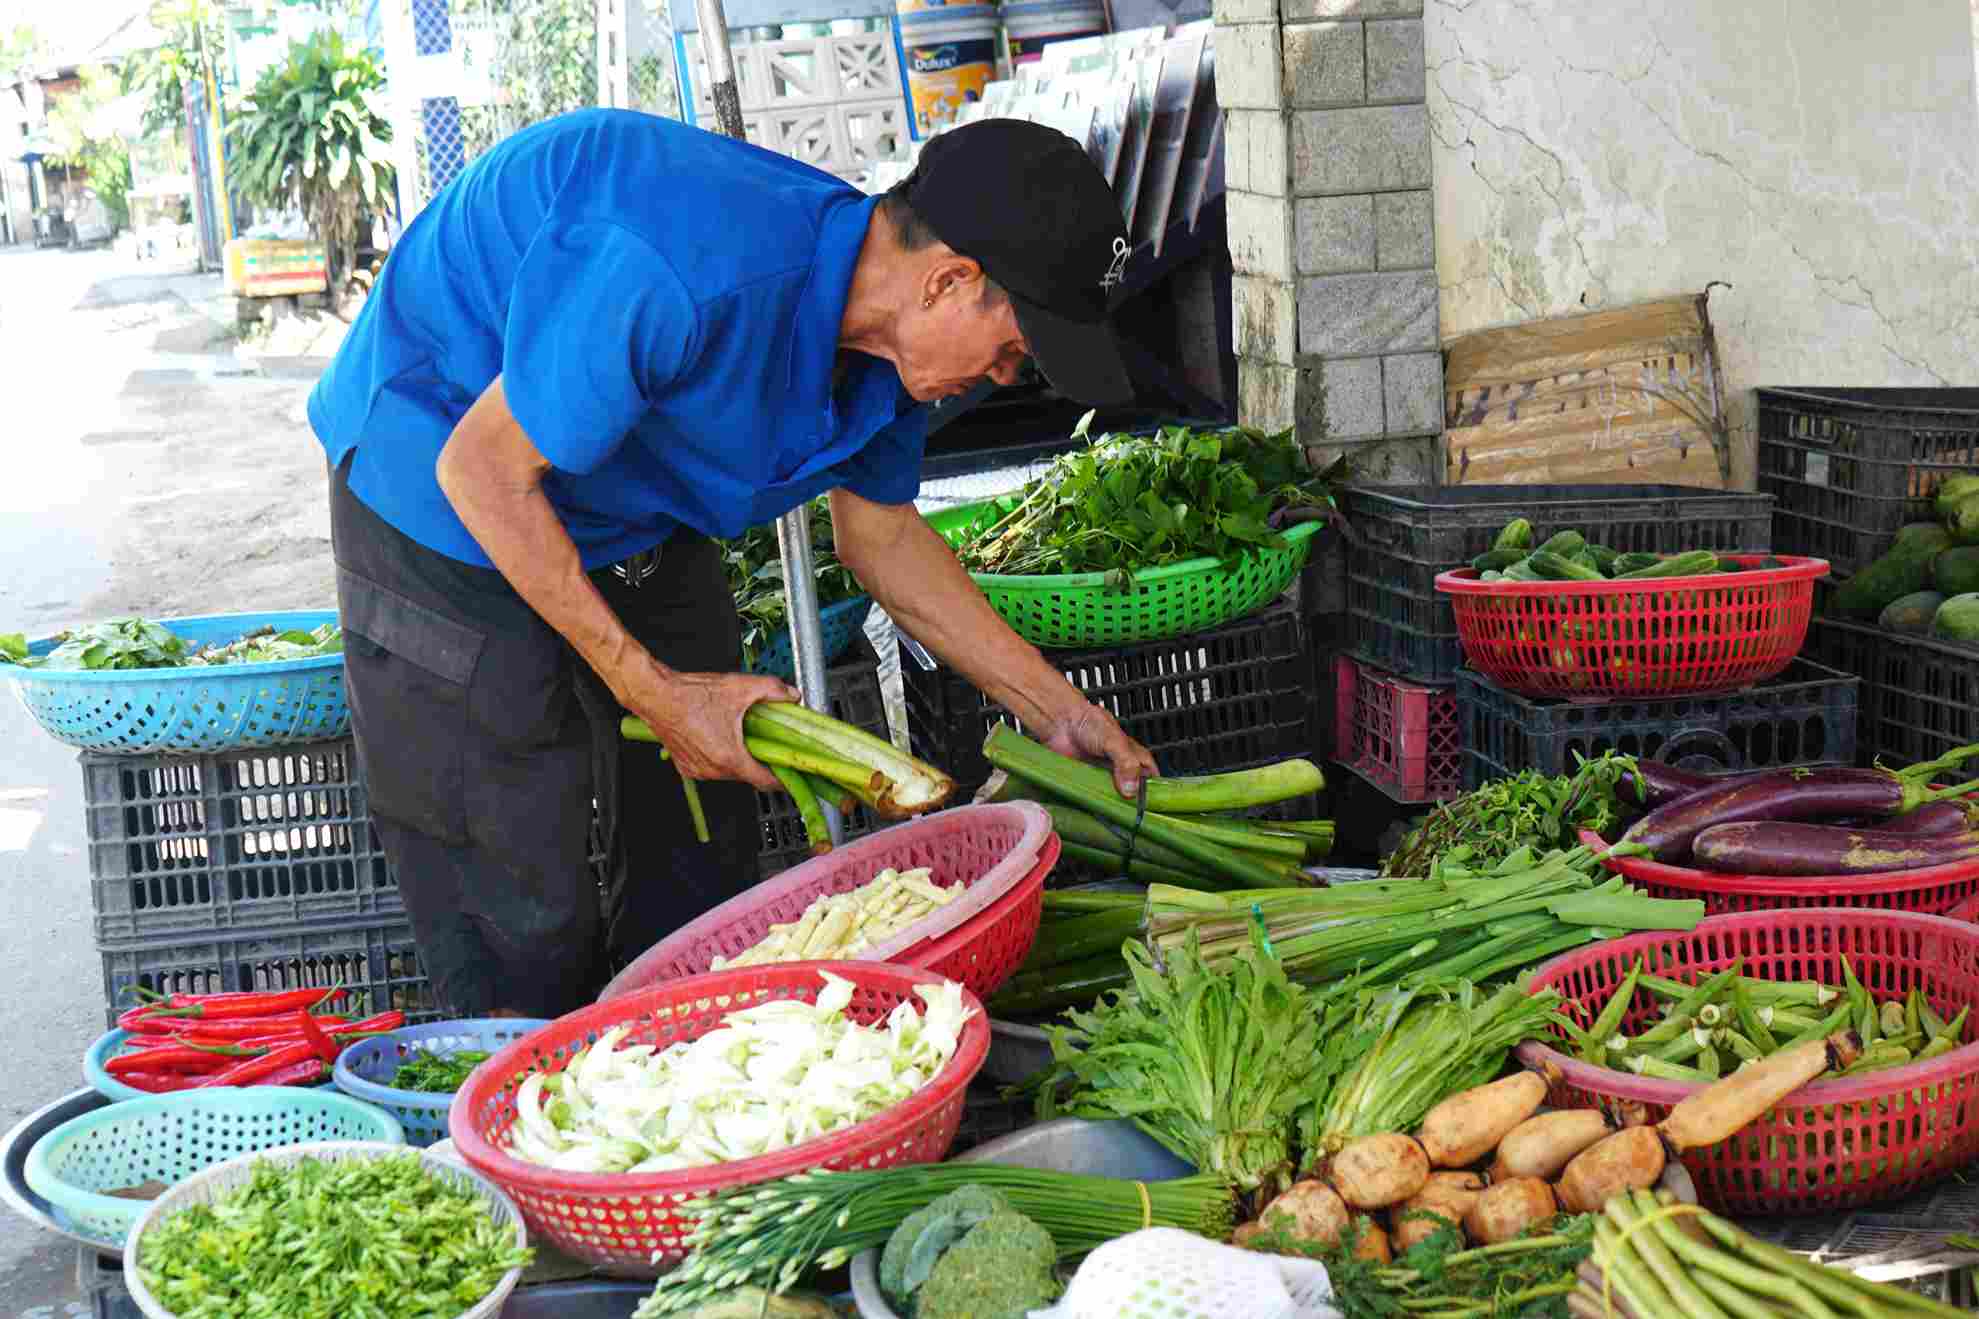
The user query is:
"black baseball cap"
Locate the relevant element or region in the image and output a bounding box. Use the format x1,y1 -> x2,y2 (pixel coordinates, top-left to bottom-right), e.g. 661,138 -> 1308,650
901,119 -> 1135,406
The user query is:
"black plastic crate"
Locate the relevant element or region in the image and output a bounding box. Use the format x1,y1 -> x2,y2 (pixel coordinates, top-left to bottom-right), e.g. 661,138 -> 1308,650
1341,484 -> 1773,683
900,599 -> 1311,801
82,739 -> 400,942
1801,615 -> 1979,770
754,634 -> 891,879
1457,658 -> 1858,788
1757,387 -> 1979,577
97,916 -> 434,1029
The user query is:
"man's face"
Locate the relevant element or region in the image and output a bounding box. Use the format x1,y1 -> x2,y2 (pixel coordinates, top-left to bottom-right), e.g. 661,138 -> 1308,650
894,284 -> 1030,403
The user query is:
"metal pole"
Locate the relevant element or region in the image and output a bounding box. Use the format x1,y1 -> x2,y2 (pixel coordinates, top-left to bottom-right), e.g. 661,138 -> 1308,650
692,0 -> 842,842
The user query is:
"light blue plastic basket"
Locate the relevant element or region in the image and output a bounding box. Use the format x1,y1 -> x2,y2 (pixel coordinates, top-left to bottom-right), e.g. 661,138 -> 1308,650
746,595 -> 873,682
23,1086 -> 403,1249
5,610 -> 349,754
85,1027 -> 336,1103
332,1019 -> 548,1148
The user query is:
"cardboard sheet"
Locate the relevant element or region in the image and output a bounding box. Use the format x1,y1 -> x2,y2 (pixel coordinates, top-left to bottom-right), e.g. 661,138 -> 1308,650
1443,293 -> 1731,488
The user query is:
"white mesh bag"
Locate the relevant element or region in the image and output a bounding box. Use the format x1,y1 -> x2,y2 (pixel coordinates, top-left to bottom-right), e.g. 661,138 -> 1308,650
1029,1228 -> 1343,1319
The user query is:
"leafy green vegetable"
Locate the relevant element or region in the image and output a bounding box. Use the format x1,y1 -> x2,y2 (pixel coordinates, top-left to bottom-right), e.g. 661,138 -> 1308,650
721,497 -> 865,672
1251,1212 -> 1596,1319
952,414 -> 1343,582
0,619 -> 342,671
390,1049 -> 492,1094
135,1152 -> 531,1318
1030,926 -> 1325,1195
1380,752 -> 1637,878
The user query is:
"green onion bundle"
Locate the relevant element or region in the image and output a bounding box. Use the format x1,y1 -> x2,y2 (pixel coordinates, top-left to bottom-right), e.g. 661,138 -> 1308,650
623,702 -> 954,854
632,1165 -> 1237,1315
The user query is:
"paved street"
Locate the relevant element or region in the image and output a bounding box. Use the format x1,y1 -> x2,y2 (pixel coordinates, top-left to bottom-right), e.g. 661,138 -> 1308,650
0,241 -> 333,1315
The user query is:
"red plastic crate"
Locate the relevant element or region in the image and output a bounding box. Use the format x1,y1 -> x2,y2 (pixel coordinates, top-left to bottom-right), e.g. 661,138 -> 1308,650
1333,655 -> 1461,803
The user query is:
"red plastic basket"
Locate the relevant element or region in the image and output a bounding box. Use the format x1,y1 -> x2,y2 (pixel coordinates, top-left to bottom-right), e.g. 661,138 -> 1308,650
1334,655 -> 1462,803
1515,908 -> 1979,1216
447,961 -> 989,1275
1436,554 -> 1830,699
599,804 -> 1057,1002
1578,827 -> 1979,917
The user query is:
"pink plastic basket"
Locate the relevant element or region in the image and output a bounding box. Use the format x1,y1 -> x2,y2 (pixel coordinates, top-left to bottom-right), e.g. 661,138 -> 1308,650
1515,908 -> 1979,1216
448,961 -> 989,1275
600,804 -> 1055,1002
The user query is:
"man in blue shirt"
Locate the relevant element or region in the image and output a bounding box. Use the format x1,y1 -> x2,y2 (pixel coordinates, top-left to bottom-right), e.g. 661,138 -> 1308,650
312,109 -> 1158,1017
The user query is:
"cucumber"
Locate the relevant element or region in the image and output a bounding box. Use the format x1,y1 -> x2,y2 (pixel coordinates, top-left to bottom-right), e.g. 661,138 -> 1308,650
1502,559 -> 1545,582
1571,548 -> 1606,576
1714,555 -> 1747,573
1935,593 -> 1979,644
1531,551 -> 1606,582
1534,530 -> 1586,558
1934,546 -> 1979,596
1613,551 -> 1661,574
1493,518 -> 1534,552
1879,590 -> 1946,635
1614,550 -> 1721,580
1480,570 -> 1504,583
1585,544 -> 1620,574
1933,475 -> 1979,524
1832,532 -> 1950,618
1471,548 -> 1526,572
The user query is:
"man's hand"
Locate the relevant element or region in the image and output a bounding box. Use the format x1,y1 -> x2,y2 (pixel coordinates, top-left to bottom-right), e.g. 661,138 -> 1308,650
622,668 -> 798,793
829,489 -> 1159,800
1041,703 -> 1160,798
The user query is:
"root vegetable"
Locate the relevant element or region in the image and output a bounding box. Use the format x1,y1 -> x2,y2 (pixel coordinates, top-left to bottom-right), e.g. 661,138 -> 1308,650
1353,1219 -> 1392,1264
1391,1201 -> 1466,1252
1231,1222 -> 1268,1249
1491,1109 -> 1614,1182
1556,1127 -> 1667,1214
1657,1031 -> 1861,1153
1329,1133 -> 1430,1210
1256,1179 -> 1349,1247
1416,1069 -> 1550,1168
1463,1177 -> 1557,1245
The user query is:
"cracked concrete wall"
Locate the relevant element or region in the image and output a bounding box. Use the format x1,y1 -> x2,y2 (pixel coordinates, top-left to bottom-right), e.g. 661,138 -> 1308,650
1426,0 -> 1979,489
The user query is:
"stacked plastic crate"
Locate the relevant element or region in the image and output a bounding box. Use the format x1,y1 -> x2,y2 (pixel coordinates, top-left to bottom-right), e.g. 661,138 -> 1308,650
1334,484 -> 1862,792
1757,388 -> 1979,769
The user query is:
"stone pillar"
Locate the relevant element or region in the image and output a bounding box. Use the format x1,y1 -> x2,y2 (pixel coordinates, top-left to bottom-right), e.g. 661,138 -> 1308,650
1215,0 -> 1441,482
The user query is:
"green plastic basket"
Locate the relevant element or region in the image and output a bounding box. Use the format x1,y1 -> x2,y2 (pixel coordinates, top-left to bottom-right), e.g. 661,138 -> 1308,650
926,499 -> 1324,648
24,1086 -> 403,1249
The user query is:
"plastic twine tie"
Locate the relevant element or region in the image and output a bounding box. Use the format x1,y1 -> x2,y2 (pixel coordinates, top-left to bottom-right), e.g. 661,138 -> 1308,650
1250,903 -> 1277,960
1134,1180 -> 1152,1230
1122,778 -> 1151,865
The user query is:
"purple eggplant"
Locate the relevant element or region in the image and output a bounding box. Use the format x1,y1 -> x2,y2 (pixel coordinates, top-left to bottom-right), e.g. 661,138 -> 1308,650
1617,745 -> 1979,863
1873,799 -> 1978,836
1626,762 -> 1773,809
1691,821 -> 1979,876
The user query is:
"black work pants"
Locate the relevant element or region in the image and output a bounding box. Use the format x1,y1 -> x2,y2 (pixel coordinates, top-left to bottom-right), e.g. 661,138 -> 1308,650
327,456 -> 758,1018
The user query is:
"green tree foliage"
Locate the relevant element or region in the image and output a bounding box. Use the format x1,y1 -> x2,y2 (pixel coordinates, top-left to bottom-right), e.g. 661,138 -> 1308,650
46,65 -> 136,231
122,1 -> 227,138
225,30 -> 393,302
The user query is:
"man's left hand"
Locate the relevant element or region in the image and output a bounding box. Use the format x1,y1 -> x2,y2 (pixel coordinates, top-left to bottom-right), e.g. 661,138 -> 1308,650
1041,703 -> 1159,798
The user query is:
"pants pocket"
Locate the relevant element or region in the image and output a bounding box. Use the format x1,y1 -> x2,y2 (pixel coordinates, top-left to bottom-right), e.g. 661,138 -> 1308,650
336,565 -> 482,846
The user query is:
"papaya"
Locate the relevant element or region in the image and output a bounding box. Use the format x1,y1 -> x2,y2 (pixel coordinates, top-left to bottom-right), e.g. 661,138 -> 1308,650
1932,593 -> 1979,644
1934,547 -> 1979,597
1830,533 -> 1948,619
1933,474 -> 1979,523
1947,492 -> 1979,546
1879,591 -> 1945,635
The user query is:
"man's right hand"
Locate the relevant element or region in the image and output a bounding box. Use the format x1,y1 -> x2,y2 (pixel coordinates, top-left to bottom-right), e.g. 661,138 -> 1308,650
625,667 -> 799,792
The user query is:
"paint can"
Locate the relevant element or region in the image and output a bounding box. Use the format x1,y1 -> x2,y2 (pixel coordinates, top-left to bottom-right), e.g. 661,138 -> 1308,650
897,6 -> 999,135
1000,0 -> 1107,65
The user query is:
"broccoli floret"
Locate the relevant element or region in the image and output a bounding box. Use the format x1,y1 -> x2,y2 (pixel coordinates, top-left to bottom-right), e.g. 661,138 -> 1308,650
913,1210 -> 1061,1319
880,1185 -> 1015,1304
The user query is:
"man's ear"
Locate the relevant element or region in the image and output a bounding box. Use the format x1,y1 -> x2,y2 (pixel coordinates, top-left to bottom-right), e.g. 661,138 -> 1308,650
924,254 -> 986,306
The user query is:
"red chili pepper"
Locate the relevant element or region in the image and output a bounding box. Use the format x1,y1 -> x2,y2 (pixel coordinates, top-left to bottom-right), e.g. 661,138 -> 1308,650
114,1071 -> 201,1093
144,987 -> 345,1023
296,1012 -> 341,1064
105,1045 -> 250,1076
133,1012 -> 357,1041
334,1011 -> 405,1035
199,1041 -> 317,1088
261,1059 -> 329,1087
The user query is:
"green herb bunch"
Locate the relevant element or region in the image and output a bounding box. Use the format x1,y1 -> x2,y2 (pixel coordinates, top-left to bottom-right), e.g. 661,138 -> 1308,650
390,1050 -> 492,1094
953,414 -> 1343,582
1380,752 -> 1637,879
1252,1214 -> 1597,1319
0,619 -> 342,672
722,497 -> 865,672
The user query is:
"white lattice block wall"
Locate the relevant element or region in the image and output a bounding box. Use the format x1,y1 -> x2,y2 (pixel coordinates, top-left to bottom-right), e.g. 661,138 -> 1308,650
681,31 -> 908,177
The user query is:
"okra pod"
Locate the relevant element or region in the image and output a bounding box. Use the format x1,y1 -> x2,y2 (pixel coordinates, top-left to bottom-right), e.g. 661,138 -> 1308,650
1583,960 -> 1644,1063
1734,984 -> 1777,1053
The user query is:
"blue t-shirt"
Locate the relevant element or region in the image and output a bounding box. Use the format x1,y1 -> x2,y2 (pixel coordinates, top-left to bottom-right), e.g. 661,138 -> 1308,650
308,109 -> 928,570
